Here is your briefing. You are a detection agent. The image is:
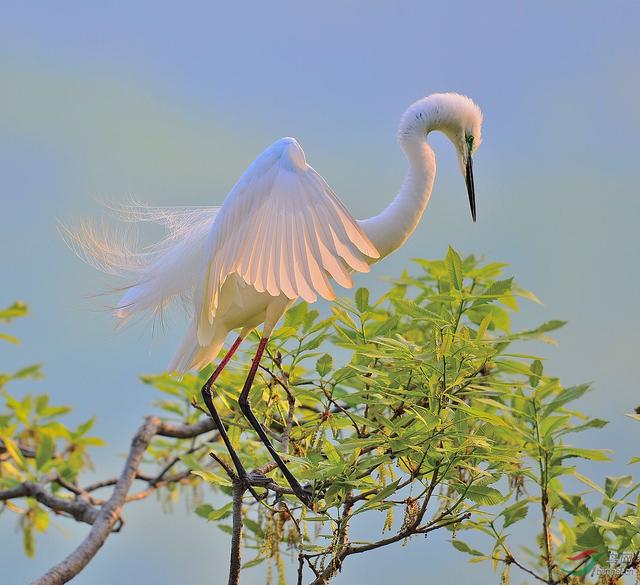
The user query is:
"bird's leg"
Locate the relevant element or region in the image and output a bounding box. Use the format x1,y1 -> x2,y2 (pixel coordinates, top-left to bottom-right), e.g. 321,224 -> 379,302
200,336 -> 253,488
238,336 -> 313,508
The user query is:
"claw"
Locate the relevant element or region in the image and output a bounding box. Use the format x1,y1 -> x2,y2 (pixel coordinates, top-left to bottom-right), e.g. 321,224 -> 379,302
245,471 -> 271,487
295,483 -> 314,508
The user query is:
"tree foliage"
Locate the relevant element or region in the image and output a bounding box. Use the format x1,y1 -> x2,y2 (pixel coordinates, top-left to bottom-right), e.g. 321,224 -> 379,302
1,249 -> 638,584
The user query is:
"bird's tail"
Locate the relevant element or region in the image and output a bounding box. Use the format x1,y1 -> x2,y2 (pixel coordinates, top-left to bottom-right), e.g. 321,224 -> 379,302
168,320 -> 226,373
59,200 -> 220,325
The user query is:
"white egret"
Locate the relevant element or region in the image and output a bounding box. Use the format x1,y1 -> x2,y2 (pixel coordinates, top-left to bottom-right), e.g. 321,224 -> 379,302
63,92 -> 483,505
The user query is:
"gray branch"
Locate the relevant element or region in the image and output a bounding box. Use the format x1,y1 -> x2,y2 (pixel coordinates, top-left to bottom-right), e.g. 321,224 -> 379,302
27,414 -> 218,585
0,482 -> 99,525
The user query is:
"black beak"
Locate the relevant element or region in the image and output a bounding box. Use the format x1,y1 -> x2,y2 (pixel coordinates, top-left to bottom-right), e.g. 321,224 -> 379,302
465,148 -> 477,222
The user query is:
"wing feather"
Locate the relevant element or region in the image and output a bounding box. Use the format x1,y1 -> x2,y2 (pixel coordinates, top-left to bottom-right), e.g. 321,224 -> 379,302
308,171 -> 380,258
266,196 -> 283,297
298,209 -> 335,300
196,138 -> 379,343
300,184 -> 355,287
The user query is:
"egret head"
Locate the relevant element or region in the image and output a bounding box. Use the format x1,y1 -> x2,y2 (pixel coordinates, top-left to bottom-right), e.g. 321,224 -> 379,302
432,94 -> 482,223
400,93 -> 483,221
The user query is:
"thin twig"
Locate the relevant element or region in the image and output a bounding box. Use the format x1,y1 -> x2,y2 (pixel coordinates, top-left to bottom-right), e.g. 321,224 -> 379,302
305,506 -> 469,585
491,556 -> 548,584
532,400 -> 554,582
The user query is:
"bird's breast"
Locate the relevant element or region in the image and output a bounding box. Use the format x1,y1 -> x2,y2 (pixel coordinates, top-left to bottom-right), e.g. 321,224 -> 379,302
216,273 -> 291,331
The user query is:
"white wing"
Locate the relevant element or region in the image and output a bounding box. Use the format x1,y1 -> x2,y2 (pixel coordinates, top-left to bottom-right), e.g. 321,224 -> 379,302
197,137 -> 379,342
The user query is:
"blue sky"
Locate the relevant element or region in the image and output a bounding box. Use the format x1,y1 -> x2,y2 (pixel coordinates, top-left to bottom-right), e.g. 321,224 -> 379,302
1,2 -> 639,583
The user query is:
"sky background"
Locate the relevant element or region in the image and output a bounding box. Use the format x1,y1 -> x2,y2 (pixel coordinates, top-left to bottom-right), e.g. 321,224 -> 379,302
1,2 -> 639,583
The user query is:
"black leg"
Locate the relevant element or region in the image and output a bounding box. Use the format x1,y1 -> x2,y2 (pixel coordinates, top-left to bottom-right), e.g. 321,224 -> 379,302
199,337 -> 251,483
237,336 -> 312,507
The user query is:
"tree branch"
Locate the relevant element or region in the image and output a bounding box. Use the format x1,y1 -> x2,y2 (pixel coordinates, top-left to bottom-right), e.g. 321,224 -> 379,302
305,500 -> 470,585
31,417 -> 160,585
28,414 -> 219,585
1,481 -> 99,525
157,417 -> 216,439
228,480 -> 245,585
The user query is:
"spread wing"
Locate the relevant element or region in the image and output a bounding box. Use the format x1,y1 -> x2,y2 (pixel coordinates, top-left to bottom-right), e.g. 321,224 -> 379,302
197,137 -> 379,341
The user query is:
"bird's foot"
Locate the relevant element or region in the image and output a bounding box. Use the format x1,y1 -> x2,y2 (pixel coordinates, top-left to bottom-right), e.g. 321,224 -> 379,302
291,481 -> 314,509
310,481 -> 327,501
245,471 -> 271,487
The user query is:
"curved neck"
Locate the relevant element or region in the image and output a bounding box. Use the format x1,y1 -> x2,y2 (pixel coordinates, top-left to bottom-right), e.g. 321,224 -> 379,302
359,133 -> 435,260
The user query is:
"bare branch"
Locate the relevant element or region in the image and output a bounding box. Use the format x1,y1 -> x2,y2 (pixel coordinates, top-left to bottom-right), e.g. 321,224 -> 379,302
491,556 -> 548,584
305,494 -> 470,585
16,413 -> 211,585
156,417 -> 216,439
1,481 -> 99,525
31,417 -> 161,585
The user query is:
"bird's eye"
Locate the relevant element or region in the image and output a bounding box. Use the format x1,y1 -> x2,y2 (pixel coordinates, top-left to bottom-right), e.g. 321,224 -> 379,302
466,135 -> 474,149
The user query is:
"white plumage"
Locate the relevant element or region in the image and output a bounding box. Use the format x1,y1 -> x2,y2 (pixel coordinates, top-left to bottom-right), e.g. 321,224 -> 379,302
63,92 -> 484,505
60,203 -> 220,323
63,93 -> 483,373
196,137 -> 379,344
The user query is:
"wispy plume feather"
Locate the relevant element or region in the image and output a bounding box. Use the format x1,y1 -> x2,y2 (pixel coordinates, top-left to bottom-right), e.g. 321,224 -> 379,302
59,200 -> 219,323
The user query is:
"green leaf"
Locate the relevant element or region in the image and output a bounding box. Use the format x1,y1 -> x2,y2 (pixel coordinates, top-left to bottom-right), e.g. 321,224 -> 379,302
464,485 -> 504,506
323,438 -> 342,464
476,314 -> 492,340
284,301 -> 308,327
555,447 -> 610,463
529,359 -> 543,388
11,364 -> 43,381
316,353 -> 333,377
533,320 -> 567,333
75,418 -> 96,437
140,375 -> 187,397
359,481 -> 401,512
484,278 -> 514,297
453,402 -> 511,430
33,507 -> 49,532
593,517 -> 621,530
0,332 -> 20,345
243,517 -> 265,538
35,435 -> 55,470
513,285 -> 542,304
207,502 -> 234,521
355,288 -> 370,313
195,504 -> 214,519
576,525 -> 605,549
446,246 -> 464,290
0,301 -> 28,322
519,320 -> 567,340
2,437 -> 27,469
557,418 -> 608,437
451,539 -> 484,556
500,499 -> 529,528
542,384 -> 591,417
558,493 -> 590,519
573,471 -> 606,494
604,475 -> 633,498
242,556 -> 265,569
190,470 -> 233,487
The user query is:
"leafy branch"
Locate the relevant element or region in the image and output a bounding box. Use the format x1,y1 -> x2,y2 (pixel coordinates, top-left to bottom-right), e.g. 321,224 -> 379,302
1,249 -> 638,585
